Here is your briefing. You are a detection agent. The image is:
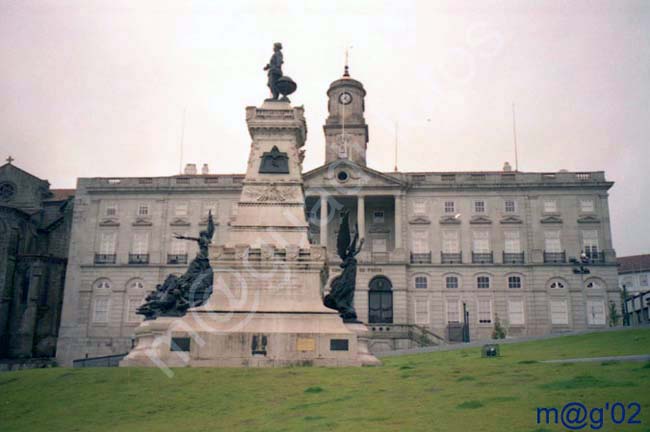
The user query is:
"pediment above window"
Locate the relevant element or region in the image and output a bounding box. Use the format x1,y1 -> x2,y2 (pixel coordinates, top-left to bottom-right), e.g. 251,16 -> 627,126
132,217 -> 152,227
170,218 -> 191,227
500,215 -> 523,225
409,216 -> 431,225
577,215 -> 600,224
469,215 -> 492,225
199,218 -> 220,226
439,215 -> 461,225
540,215 -> 563,224
98,218 -> 120,227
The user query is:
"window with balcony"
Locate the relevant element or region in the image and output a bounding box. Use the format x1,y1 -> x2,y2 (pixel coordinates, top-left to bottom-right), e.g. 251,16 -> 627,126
582,230 -> 600,262
477,276 -> 490,289
96,232 -> 117,264
410,231 -> 431,263
169,234 -> 188,264
504,200 -> 516,213
414,276 -> 428,289
508,300 -> 525,325
544,230 -> 565,263
474,200 -> 486,213
442,231 -> 461,263
202,201 -> 218,218
477,298 -> 492,323
130,232 -> 149,264
503,231 -> 524,264
444,201 -> 455,214
472,231 -> 492,263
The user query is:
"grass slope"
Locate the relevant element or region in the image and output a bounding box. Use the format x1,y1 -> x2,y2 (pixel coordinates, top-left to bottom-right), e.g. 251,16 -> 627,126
1,329 -> 649,432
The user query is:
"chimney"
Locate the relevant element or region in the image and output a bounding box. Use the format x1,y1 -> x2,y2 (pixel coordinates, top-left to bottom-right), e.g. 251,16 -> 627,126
202,164 -> 209,175
502,161 -> 512,172
184,163 -> 197,175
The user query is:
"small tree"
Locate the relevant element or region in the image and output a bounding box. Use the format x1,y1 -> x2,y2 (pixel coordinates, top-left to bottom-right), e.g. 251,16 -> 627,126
492,314 -> 506,339
608,302 -> 621,327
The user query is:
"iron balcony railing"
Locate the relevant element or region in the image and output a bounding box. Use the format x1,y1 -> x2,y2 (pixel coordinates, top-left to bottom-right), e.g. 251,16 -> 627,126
94,254 -> 116,264
503,252 -> 525,264
472,251 -> 494,264
585,251 -> 605,264
167,254 -> 188,265
410,252 -> 432,264
128,253 -> 150,265
441,252 -> 462,264
544,251 -> 566,264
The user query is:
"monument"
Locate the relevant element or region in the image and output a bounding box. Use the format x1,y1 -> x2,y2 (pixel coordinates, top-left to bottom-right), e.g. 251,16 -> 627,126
120,44 -> 379,367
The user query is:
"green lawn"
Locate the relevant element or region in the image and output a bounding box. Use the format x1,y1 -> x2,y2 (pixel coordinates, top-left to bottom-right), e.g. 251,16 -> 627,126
1,329 -> 650,432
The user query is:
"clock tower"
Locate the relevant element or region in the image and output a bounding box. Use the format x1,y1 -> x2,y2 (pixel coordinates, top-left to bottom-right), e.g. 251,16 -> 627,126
324,66 -> 369,166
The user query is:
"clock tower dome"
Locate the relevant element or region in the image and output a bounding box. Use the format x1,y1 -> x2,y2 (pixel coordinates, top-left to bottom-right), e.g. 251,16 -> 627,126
324,66 -> 368,166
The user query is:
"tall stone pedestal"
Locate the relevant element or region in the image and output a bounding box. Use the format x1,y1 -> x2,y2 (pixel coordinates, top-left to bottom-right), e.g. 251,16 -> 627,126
121,101 -> 379,368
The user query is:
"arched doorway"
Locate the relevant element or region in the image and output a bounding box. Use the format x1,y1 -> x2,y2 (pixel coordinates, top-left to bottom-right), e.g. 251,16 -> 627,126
368,276 -> 393,324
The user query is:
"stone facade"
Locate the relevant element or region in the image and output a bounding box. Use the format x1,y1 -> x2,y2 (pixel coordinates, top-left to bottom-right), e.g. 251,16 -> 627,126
0,161 -> 74,359
56,72 -> 620,366
618,255 -> 650,294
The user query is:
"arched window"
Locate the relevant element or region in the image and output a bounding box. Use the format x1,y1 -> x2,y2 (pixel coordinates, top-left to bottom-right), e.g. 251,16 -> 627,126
445,276 -> 459,289
476,276 -> 490,289
585,279 -> 603,290
414,276 -> 428,289
94,279 -> 112,290
550,281 -> 566,289
508,276 -> 522,289
128,279 -> 145,290
368,276 -> 393,324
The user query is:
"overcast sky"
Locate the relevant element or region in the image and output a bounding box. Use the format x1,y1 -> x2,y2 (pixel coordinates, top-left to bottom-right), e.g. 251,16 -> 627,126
1,0 -> 648,256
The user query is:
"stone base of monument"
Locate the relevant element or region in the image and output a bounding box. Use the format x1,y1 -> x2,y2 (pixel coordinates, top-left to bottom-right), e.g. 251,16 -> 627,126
120,313 -> 380,368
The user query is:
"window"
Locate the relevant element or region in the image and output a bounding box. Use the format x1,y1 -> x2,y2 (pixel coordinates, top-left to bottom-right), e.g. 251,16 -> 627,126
504,231 -> 521,253
413,200 -> 426,215
444,201 -> 455,214
641,274 -> 649,287
472,231 -> 490,253
447,299 -> 460,322
504,200 -> 516,213
202,201 -> 218,217
508,276 -> 522,289
442,231 -> 460,253
174,202 -> 189,217
411,231 -> 429,253
105,202 -> 118,217
129,280 -> 145,290
93,297 -> 110,323
587,300 -> 606,325
586,280 -> 602,289
99,232 -> 117,254
543,199 -> 557,213
582,230 -> 599,257
445,276 -> 459,289
373,211 -> 385,224
126,297 -> 142,322
550,300 -> 569,325
415,276 -> 428,289
171,235 -> 188,255
131,232 -> 149,254
550,281 -> 566,289
477,299 -> 492,323
441,174 -> 455,182
474,200 -> 486,213
580,199 -> 594,213
477,276 -> 490,289
544,231 -> 562,253
508,300 -> 525,325
137,204 -> 149,217
372,238 -> 387,253
412,175 -> 426,183
414,299 -> 429,324
94,279 -> 111,290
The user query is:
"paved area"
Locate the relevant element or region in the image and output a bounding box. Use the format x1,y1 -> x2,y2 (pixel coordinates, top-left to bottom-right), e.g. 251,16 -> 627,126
542,354 -> 650,364
375,325 -> 650,358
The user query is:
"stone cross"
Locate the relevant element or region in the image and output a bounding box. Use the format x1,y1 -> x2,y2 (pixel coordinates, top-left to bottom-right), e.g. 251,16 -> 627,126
6,155 -> 14,164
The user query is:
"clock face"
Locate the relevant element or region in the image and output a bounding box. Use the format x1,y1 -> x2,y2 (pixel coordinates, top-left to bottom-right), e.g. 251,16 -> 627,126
338,92 -> 353,105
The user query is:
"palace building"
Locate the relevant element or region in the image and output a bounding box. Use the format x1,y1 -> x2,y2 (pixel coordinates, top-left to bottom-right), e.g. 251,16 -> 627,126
55,71 -> 620,366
